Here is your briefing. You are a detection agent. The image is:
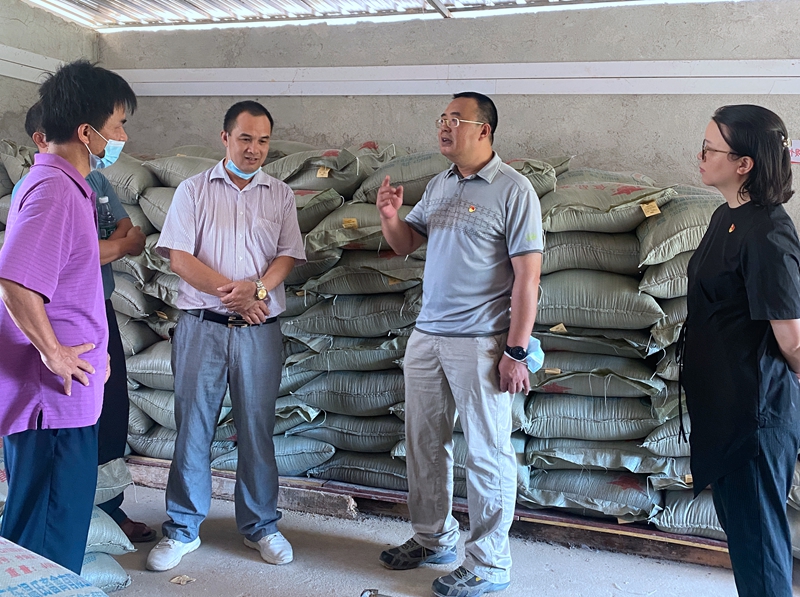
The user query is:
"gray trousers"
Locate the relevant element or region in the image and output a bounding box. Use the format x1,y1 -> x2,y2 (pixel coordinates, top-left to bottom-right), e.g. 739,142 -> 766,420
404,330 -> 516,585
163,312 -> 283,543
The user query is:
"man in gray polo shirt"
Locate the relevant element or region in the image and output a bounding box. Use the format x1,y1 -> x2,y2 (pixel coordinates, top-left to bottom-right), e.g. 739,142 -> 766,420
377,92 -> 543,597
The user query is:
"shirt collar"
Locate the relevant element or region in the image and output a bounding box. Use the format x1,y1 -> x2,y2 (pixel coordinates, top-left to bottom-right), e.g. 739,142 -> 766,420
444,152 -> 502,183
33,153 -> 94,200
210,159 -> 271,190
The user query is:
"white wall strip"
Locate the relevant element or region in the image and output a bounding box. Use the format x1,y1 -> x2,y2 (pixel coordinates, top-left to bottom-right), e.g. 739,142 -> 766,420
4,45 -> 800,96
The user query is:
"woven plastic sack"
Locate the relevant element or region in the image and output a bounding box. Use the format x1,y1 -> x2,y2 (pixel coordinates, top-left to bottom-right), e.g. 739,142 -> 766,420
283,288 -> 325,318
285,248 -> 342,286
307,451 -> 408,491
111,254 -> 155,287
654,490 -> 725,541
647,457 -> 693,491
656,345 -> 679,382
541,184 -> 676,233
126,340 -> 173,391
518,469 -> 663,522
556,168 -> 658,187
94,458 -> 132,507
264,149 -> 369,199
0,163 -> 13,197
101,152 -> 160,204
392,432 -> 468,478
211,436 -> 335,476
538,270 -> 664,330
641,414 -> 692,457
305,203 -> 413,253
128,402 -> 155,435
110,272 -> 164,319
85,506 -> 134,555
116,312 -> 160,357
0,140 -> 36,184
163,145 -> 224,160
526,438 -> 685,477
541,155 -> 572,177
530,352 -> 665,398
127,425 -> 234,460
279,365 -> 323,396
389,402 -> 405,422
125,233 -> 172,279
650,297 -> 687,350
639,251 -> 692,299
285,336 -> 407,372
533,325 -> 658,360
295,189 -> 344,233
650,381 -> 681,422
139,187 -> 176,232
542,231 -> 641,276
346,141 -> 406,170
525,394 -> 663,440
290,370 -> 404,416
121,202 -> 157,236
636,193 -> 723,267
267,140 -> 317,160
143,156 -> 217,187
789,461 -> 800,511
143,305 -> 182,339
504,159 -> 557,198
143,272 -> 179,308
287,414 -> 404,453
301,250 -> 424,295
129,388 -> 177,429
281,289 -> 421,338
81,552 -> 131,593
0,194 -> 10,225
352,151 -> 451,206
0,537 -> 107,597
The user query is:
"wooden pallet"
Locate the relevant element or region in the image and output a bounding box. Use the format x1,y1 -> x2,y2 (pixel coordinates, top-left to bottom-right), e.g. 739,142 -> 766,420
126,455 -> 730,569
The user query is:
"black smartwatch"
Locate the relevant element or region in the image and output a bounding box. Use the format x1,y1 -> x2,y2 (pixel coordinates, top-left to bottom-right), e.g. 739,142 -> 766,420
504,345 -> 528,361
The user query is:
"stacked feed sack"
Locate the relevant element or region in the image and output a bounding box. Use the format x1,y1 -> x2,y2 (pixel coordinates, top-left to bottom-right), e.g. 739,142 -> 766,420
518,169 -> 679,523
0,141 -> 37,248
635,186 -> 727,527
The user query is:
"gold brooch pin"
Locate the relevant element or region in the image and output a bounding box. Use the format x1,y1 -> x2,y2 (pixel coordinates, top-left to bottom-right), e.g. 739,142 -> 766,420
468,205 -> 476,213
729,224 -> 736,233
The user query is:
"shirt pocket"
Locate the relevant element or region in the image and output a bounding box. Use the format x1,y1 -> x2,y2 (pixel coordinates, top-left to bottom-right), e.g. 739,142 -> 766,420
253,217 -> 282,259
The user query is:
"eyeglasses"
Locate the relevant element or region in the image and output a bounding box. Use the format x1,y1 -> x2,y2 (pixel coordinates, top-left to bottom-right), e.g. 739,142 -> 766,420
435,117 -> 485,129
701,140 -> 739,161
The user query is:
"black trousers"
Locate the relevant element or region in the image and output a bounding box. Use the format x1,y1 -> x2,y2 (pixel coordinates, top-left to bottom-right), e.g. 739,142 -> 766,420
1,424 -> 98,575
96,299 -> 130,524
711,426 -> 800,597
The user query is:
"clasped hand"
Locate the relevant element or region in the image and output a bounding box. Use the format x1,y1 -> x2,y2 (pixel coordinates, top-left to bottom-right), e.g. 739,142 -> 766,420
217,280 -> 270,325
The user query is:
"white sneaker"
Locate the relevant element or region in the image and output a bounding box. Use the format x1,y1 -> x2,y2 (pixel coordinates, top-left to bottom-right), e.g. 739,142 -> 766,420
244,532 -> 293,565
146,536 -> 201,571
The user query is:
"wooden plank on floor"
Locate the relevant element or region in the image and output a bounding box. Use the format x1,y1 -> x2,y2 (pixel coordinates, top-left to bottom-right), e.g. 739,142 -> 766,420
125,456 -> 729,568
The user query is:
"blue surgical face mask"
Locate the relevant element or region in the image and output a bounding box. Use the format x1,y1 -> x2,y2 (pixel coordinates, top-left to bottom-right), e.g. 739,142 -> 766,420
225,158 -> 259,181
85,126 -> 125,170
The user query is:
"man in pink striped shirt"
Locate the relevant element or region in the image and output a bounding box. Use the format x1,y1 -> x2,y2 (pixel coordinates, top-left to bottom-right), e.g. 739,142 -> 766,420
0,60 -> 137,574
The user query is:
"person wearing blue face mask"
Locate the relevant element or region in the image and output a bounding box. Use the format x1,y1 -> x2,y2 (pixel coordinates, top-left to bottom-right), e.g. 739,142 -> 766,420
11,101 -> 153,544
147,101 -> 305,572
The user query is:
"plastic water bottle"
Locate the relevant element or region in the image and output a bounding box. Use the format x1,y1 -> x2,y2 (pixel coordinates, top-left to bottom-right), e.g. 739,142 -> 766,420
97,196 -> 116,240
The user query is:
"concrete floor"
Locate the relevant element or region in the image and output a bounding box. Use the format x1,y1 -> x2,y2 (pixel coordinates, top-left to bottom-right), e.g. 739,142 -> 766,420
112,485 -> 797,597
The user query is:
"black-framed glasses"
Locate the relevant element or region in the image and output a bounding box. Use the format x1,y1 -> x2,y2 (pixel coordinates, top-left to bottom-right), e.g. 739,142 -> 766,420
435,117 -> 485,130
701,140 -> 739,161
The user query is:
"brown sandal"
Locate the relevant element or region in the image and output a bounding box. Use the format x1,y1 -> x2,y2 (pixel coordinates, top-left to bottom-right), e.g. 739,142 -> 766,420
119,518 -> 158,543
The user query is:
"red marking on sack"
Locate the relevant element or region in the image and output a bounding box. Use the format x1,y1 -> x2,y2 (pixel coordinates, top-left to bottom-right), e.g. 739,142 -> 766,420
322,150 -> 340,157
611,185 -> 645,196
294,190 -> 316,196
360,141 -> 378,150
608,474 -> 643,491
539,382 -> 571,394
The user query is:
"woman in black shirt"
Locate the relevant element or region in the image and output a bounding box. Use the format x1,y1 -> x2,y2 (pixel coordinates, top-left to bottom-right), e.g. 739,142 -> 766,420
683,104 -> 800,597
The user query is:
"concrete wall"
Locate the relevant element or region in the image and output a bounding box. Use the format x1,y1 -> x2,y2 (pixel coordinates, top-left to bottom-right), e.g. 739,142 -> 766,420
0,0 -> 98,143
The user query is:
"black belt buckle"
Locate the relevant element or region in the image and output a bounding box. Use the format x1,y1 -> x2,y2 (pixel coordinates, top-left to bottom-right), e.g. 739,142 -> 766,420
227,315 -> 250,328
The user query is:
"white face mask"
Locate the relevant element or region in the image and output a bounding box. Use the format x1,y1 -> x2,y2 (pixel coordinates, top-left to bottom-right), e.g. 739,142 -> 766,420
84,126 -> 125,171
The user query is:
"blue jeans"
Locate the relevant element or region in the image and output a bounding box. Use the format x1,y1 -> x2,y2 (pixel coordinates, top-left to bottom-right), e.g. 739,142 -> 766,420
1,424 -> 98,574
711,425 -> 800,597
162,312 -> 283,543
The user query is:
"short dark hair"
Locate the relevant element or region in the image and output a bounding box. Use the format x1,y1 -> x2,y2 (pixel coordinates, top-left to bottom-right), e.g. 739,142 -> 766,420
223,101 -> 274,134
37,60 -> 136,145
453,91 -> 498,143
712,104 -> 794,206
24,102 -> 44,138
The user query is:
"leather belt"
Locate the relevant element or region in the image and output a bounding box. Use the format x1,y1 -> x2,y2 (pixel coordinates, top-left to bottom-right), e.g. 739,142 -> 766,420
186,309 -> 277,328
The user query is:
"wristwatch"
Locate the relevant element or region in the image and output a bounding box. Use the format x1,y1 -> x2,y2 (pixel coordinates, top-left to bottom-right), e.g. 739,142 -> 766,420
254,279 -> 268,301
504,345 -> 528,362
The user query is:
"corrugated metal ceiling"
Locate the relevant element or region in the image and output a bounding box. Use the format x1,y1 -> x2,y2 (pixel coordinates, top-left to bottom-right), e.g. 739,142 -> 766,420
23,0 -> 651,30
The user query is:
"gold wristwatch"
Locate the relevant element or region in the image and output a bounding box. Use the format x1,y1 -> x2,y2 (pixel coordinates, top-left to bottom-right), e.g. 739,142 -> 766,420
254,279 -> 268,300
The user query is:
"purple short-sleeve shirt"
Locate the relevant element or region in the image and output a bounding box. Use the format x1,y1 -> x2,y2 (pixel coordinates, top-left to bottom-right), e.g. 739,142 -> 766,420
0,153 -> 108,436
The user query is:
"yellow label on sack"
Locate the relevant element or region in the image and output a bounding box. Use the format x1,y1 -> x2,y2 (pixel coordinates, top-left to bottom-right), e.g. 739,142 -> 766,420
683,474 -> 694,484
640,201 -> 661,217
155,310 -> 168,320
616,518 -> 635,525
295,290 -> 307,296
317,166 -> 331,178
544,368 -> 562,375
549,323 -> 568,334
342,218 -> 359,229
387,277 -> 402,285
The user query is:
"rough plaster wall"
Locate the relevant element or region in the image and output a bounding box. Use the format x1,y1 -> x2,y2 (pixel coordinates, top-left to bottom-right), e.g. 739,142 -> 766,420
0,0 -> 98,143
